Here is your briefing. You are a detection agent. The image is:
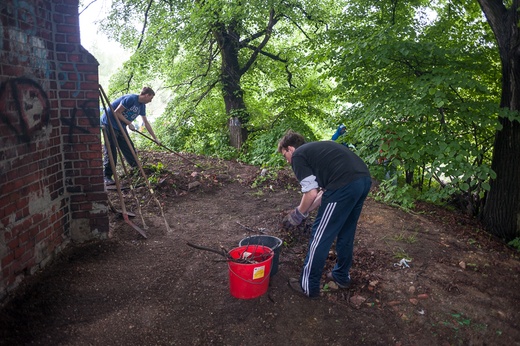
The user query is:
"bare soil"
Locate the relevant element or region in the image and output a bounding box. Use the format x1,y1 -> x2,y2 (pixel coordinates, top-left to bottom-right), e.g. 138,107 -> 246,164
1,151 -> 519,346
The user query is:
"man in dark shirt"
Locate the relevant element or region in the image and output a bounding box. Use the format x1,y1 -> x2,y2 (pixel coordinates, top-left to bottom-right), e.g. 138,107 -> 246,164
278,130 -> 372,298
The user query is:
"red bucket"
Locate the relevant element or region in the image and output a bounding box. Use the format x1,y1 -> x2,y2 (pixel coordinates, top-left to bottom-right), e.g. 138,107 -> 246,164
228,245 -> 273,299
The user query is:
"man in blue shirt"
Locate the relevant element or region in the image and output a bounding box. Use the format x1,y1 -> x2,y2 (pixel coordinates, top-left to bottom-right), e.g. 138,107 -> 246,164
101,87 -> 160,185
278,130 -> 371,298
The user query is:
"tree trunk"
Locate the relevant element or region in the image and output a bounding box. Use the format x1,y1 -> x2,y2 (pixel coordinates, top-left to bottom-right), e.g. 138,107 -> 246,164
477,0 -> 520,240
228,117 -> 248,149
214,27 -> 249,150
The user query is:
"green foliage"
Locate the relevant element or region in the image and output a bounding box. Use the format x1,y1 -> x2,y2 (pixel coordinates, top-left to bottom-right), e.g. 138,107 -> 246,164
250,169 -> 279,189
239,116 -> 320,167
372,180 -> 417,211
100,0 -> 506,226
392,248 -> 412,261
144,161 -> 164,173
508,238 -> 520,251
319,0 -> 500,214
103,0 -> 336,150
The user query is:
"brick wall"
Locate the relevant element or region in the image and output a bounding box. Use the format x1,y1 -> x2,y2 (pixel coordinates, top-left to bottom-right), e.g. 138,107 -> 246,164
0,0 -> 108,301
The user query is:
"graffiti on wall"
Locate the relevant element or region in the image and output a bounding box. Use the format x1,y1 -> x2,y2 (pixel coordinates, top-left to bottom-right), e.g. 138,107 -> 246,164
0,77 -> 99,144
58,63 -> 82,98
0,0 -> 52,80
0,77 -> 50,142
61,100 -> 100,143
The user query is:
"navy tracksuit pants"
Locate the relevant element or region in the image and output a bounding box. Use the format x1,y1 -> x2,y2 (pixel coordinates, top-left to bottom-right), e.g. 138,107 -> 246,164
103,128 -> 137,179
300,176 -> 372,297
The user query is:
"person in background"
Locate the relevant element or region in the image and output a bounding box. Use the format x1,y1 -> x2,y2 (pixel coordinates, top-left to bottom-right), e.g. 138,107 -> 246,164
331,124 -> 346,141
378,132 -> 398,186
101,87 -> 160,185
278,130 -> 372,299
331,124 -> 356,150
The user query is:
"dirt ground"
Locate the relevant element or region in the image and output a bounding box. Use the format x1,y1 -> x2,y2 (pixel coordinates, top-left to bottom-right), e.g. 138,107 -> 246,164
1,150 -> 519,346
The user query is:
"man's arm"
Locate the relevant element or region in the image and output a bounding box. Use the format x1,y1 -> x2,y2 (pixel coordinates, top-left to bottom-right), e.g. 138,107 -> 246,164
283,188 -> 322,227
141,116 -> 159,143
306,190 -> 323,213
298,188 -> 320,214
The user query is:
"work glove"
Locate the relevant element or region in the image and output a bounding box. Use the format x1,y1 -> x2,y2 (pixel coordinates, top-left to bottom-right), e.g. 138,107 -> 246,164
337,124 -> 346,134
283,208 -> 308,227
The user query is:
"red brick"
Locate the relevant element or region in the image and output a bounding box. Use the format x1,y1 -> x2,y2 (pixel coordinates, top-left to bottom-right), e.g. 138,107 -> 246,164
86,91 -> 100,99
7,239 -> 18,250
18,207 -> 30,222
20,250 -> 34,265
64,16 -> 79,25
69,54 -> 83,62
72,211 -> 88,218
55,54 -> 67,63
77,64 -> 98,72
1,178 -> 24,195
64,152 -> 79,160
15,198 -> 29,213
56,25 -> 76,34
25,180 -> 42,194
14,245 -> 25,259
53,14 -> 64,23
35,230 -> 47,242
32,213 -> 44,225
59,81 -> 77,90
60,99 -> 77,108
2,65 -> 25,75
9,191 -> 21,203
59,63 -> 74,71
1,203 -> 17,218
73,161 -> 88,169
80,134 -> 100,143
86,74 -> 99,81
1,251 -> 14,267
87,193 -> 106,201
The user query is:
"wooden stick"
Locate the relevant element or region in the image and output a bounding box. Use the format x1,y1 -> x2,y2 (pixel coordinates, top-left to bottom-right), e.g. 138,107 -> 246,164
101,125 -> 147,238
132,129 -> 201,168
100,95 -> 145,227
99,85 -> 172,232
186,242 -> 230,258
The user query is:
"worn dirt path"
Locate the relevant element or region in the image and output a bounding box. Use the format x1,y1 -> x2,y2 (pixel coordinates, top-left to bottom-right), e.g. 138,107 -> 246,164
1,152 -> 519,345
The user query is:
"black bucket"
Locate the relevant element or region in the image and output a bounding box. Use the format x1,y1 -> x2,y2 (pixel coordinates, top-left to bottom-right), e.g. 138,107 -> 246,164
239,235 -> 283,277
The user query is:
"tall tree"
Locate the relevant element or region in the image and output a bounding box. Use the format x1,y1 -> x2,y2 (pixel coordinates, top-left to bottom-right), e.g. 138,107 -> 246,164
477,0 -> 520,240
323,0 -> 499,211
103,0 -> 331,149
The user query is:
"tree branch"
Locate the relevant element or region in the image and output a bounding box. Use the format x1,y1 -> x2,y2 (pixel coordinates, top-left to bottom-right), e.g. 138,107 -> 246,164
244,45 -> 287,62
240,9 -> 279,75
137,0 -> 154,50
79,0 -> 97,15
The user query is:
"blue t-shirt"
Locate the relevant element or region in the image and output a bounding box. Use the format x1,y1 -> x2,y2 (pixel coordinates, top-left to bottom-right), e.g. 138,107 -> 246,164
100,94 -> 145,130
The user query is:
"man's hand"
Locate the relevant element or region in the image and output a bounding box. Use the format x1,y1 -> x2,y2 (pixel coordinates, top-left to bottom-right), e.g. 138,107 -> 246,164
283,208 -> 308,227
128,123 -> 136,131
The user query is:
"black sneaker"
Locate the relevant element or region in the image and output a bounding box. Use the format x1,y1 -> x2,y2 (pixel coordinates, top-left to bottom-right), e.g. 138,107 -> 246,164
288,278 -> 319,299
326,272 -> 350,289
104,177 -> 115,186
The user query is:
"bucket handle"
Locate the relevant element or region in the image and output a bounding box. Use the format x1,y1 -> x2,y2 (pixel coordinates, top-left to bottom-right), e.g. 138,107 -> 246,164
228,264 -> 272,285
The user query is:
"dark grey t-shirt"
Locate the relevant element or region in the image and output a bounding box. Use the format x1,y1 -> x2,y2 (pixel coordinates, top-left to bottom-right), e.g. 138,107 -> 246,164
291,141 -> 370,192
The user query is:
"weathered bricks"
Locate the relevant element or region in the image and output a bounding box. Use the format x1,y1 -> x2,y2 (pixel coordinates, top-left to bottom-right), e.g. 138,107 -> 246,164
0,0 -> 108,302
